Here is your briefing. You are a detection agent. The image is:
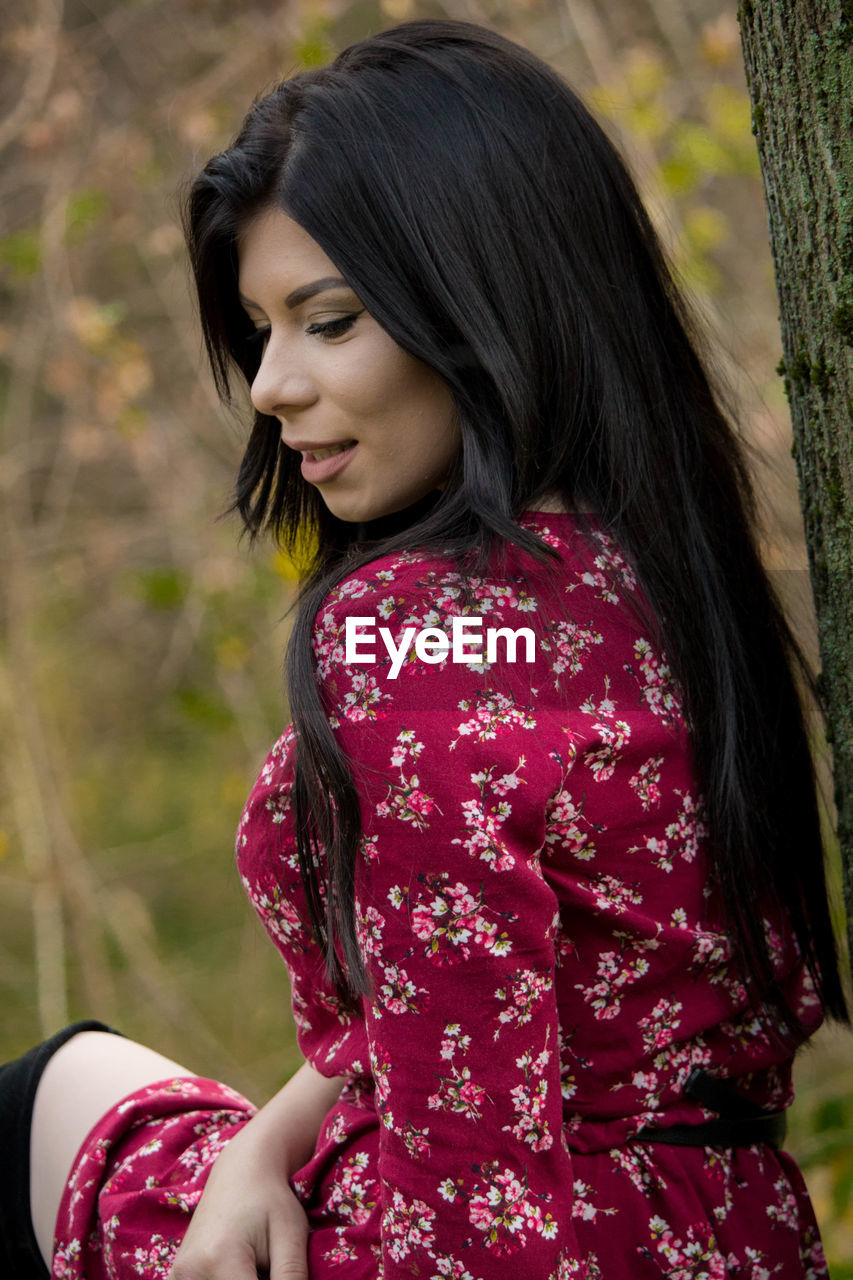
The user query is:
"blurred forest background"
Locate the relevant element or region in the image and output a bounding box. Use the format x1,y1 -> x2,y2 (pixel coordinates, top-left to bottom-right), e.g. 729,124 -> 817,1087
1,0 -> 851,1266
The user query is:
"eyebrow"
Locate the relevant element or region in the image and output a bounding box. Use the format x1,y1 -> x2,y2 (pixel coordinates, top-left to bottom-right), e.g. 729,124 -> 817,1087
238,276 -> 352,311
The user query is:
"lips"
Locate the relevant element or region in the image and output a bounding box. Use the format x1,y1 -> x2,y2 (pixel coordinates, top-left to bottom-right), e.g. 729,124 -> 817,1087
302,440 -> 357,461
298,440 -> 358,484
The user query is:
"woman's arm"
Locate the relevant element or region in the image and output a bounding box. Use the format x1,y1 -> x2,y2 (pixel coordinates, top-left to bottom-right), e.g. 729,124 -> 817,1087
243,1057 -> 349,1175
168,1058 -> 347,1280
312,563 -> 584,1278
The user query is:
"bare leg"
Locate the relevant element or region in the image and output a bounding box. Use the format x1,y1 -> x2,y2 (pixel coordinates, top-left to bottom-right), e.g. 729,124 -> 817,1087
29,1031 -> 197,1269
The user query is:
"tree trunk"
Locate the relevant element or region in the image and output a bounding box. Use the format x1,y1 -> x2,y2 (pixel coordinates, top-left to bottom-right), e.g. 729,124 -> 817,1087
737,1 -> 853,969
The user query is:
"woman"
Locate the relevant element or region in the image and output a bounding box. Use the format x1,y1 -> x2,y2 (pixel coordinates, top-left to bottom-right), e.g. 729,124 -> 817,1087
3,17 -> 848,1280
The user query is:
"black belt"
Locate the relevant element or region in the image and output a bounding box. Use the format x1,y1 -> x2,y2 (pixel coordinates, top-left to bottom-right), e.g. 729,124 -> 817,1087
631,1067 -> 787,1150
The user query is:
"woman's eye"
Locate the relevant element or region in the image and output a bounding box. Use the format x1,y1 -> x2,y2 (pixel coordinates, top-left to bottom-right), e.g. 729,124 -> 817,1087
244,309 -> 363,352
306,311 -> 363,341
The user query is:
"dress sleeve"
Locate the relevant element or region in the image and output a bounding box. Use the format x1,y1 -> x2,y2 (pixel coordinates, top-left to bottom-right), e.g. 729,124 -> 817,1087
313,566 -> 584,1279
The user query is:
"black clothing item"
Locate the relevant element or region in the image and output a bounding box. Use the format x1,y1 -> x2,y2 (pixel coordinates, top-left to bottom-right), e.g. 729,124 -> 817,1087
0,1020 -> 124,1280
633,1066 -> 788,1148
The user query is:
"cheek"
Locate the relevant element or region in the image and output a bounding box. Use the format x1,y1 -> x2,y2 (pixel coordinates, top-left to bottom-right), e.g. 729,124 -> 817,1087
339,340 -> 458,465
337,338 -> 413,413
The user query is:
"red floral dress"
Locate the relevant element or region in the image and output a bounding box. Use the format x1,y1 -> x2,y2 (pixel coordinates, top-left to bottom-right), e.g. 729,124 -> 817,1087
53,511 -> 827,1279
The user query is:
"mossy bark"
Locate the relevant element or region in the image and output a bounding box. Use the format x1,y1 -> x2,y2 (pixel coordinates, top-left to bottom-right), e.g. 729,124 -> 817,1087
738,2 -> 853,968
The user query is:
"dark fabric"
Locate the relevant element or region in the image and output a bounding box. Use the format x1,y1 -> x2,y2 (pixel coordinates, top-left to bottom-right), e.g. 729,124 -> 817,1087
633,1068 -> 788,1148
632,1111 -> 787,1148
0,1020 -> 125,1280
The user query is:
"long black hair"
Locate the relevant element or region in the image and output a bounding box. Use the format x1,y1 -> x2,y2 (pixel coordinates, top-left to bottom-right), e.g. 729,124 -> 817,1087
183,18 -> 848,1031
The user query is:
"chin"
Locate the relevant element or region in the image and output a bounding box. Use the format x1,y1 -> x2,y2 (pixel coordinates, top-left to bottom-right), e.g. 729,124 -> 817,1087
326,489 -> 443,536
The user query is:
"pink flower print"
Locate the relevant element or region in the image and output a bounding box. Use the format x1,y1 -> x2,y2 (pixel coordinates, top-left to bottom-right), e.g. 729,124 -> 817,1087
544,788 -> 599,861
360,832 -> 379,862
635,833 -> 674,873
402,874 -> 513,964
161,1187 -> 201,1213
570,1178 -> 617,1223
797,1228 -> 830,1277
382,1190 -> 436,1263
467,1167 -> 528,1252
378,732 -> 438,829
333,577 -> 372,602
629,755 -> 663,811
452,690 -> 536,746
339,670 -> 388,722
429,1254 -> 480,1279
576,937 -> 655,1021
625,638 -> 682,729
765,1175 -> 801,1231
518,516 -> 564,549
451,761 -> 528,873
439,1022 -> 472,1061
369,1042 -> 393,1104
579,678 -> 631,780
584,871 -> 643,916
666,791 -> 709,862
639,998 -> 684,1054
642,1215 -> 727,1279
378,962 -> 429,1015
124,1233 -> 181,1277
700,1146 -> 738,1219
494,968 -> 553,1038
549,1247 -> 588,1278
467,1163 -> 558,1255
503,1047 -> 554,1152
355,903 -> 386,960
610,1145 -> 669,1196
389,727 -> 425,768
312,609 -> 352,681
327,1152 -> 378,1225
263,786 -> 291,825
242,874 -> 312,954
52,1239 -> 82,1279
398,1120 -> 432,1158
409,789 -> 435,817
718,1009 -> 774,1056
322,1229 -> 359,1265
577,566 -> 621,605
541,618 -> 604,683
689,930 -> 733,985
324,1110 -> 349,1146
570,534 -> 637,601
428,1065 -> 486,1121
762,917 -> 785,967
378,778 -> 435,828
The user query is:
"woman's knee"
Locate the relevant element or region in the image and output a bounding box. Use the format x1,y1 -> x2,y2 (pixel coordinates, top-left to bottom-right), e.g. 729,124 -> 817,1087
29,1028 -> 197,1269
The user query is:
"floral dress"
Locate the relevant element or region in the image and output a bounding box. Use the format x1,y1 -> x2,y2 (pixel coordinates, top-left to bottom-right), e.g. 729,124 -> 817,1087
53,511 -> 827,1280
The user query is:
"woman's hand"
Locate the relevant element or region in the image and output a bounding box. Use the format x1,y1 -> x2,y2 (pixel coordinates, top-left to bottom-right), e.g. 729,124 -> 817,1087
167,1057 -> 346,1279
168,1120 -> 310,1280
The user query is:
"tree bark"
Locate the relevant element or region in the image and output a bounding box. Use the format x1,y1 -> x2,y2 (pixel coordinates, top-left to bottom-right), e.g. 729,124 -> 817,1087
737,1 -> 853,968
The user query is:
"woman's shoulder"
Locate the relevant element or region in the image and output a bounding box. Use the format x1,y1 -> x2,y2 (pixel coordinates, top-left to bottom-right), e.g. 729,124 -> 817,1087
309,508 -> 654,708
314,508 -> 638,622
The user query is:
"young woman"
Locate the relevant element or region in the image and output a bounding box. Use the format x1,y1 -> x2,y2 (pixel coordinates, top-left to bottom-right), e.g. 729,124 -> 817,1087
3,17 -> 848,1280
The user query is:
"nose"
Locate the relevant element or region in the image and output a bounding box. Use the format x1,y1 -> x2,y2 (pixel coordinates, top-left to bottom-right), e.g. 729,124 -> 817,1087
249,334 -> 316,419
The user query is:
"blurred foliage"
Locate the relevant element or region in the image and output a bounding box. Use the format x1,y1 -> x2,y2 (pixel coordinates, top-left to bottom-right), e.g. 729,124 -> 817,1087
0,0 -> 850,1264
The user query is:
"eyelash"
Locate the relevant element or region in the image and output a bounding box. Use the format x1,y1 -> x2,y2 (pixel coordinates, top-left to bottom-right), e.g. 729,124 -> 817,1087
246,313 -> 361,348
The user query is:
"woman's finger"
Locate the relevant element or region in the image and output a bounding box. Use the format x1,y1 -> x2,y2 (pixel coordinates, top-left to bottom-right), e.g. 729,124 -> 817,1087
268,1219 -> 309,1280
169,1239 -> 266,1280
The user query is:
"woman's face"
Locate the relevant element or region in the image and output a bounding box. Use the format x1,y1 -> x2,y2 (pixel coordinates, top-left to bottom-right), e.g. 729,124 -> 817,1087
237,206 -> 461,524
